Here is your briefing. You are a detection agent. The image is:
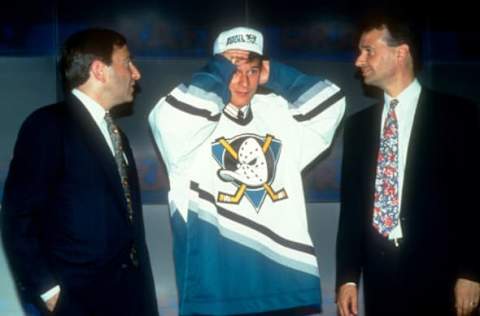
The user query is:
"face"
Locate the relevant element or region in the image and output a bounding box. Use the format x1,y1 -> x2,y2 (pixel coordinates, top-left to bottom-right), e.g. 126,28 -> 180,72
355,28 -> 398,90
228,58 -> 262,108
104,45 -> 141,108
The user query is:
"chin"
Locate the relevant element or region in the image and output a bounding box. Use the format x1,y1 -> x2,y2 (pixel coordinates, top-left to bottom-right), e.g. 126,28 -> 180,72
231,103 -> 247,108
123,95 -> 134,103
363,77 -> 375,85
231,98 -> 250,107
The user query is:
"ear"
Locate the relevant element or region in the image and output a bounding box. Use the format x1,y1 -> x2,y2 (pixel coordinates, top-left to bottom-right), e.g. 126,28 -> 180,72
396,44 -> 411,63
259,60 -> 270,85
90,59 -> 108,83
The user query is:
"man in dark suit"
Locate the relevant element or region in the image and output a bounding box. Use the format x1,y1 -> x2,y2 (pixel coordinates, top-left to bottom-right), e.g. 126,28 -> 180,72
1,28 -> 158,316
336,15 -> 480,316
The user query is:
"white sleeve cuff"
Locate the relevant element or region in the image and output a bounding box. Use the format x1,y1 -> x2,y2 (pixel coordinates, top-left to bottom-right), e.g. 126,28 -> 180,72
40,285 -> 61,302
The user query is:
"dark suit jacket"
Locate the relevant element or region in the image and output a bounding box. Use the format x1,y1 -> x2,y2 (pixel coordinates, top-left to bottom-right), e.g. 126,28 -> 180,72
1,94 -> 157,314
336,88 -> 480,315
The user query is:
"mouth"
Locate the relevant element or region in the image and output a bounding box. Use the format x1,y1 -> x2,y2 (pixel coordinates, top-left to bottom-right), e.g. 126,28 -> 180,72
234,91 -> 250,97
360,68 -> 372,77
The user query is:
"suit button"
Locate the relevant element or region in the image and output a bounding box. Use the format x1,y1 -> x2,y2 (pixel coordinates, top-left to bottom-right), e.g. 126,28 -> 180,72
130,247 -> 139,267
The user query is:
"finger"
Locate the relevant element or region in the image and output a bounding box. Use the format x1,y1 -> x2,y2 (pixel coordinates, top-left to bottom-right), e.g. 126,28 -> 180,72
461,301 -> 467,316
336,294 -> 346,316
455,306 -> 461,316
351,291 -> 358,315
456,300 -> 467,316
339,296 -> 354,316
464,302 -> 476,316
228,49 -> 250,59
234,58 -> 248,66
223,50 -> 250,63
462,300 -> 478,316
338,300 -> 348,316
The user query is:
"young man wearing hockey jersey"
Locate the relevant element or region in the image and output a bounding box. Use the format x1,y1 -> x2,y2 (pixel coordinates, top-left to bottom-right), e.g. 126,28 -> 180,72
149,26 -> 345,316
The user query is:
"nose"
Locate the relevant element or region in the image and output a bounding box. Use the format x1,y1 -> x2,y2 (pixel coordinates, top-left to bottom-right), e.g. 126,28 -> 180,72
355,52 -> 365,68
237,72 -> 248,88
130,62 -> 141,80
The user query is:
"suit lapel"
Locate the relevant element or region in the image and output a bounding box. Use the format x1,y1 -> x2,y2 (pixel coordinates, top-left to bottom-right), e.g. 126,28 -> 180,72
399,89 -> 430,221
368,104 -> 383,158
365,103 -> 383,199
121,132 -> 142,214
65,94 -> 130,218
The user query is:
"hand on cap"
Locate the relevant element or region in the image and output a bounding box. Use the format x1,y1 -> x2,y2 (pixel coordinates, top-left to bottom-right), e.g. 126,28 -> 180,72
222,49 -> 250,66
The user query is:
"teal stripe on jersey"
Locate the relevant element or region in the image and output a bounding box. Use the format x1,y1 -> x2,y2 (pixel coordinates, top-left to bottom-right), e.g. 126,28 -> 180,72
171,210 -> 322,316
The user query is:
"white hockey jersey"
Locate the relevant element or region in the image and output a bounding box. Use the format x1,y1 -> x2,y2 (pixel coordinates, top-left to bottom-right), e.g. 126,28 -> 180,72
149,56 -> 345,315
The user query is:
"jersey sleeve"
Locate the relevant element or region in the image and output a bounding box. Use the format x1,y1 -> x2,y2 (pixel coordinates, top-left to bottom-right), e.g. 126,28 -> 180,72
265,61 -> 346,169
149,56 -> 235,216
149,56 -> 235,177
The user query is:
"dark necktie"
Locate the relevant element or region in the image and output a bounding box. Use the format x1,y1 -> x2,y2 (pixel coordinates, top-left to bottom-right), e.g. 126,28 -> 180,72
104,113 -> 133,222
104,113 -> 138,266
372,99 -> 400,237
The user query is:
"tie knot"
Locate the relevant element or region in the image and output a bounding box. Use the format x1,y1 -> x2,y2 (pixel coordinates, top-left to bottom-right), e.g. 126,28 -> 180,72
104,112 -> 119,136
389,99 -> 399,110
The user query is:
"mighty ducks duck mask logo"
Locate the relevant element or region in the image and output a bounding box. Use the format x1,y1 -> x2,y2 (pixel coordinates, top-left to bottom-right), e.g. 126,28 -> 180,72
212,133 -> 288,212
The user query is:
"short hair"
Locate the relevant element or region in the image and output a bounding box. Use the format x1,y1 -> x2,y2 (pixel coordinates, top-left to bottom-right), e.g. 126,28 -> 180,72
358,13 -> 422,73
248,52 -> 266,65
60,28 -> 127,89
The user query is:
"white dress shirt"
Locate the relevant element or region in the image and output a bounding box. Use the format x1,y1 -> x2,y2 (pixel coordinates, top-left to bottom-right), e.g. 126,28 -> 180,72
72,89 -> 116,155
381,79 -> 421,241
223,102 -> 250,119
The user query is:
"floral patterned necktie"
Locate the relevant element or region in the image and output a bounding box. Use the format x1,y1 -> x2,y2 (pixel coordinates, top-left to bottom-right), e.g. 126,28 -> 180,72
373,99 -> 399,236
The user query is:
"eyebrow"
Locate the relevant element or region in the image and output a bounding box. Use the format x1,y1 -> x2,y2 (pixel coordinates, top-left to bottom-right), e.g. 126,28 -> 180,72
359,44 -> 372,49
236,63 -> 261,70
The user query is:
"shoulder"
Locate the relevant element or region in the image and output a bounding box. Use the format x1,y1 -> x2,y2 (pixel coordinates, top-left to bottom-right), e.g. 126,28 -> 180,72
25,101 -> 66,121
345,103 -> 379,126
339,103 -> 380,145
250,93 -> 289,113
252,92 -> 286,103
420,88 -> 479,119
421,88 -> 477,108
19,102 -> 67,136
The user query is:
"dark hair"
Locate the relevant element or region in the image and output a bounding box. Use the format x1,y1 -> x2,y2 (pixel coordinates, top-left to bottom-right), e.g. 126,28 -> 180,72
60,28 -> 127,89
248,52 -> 267,65
359,13 -> 422,73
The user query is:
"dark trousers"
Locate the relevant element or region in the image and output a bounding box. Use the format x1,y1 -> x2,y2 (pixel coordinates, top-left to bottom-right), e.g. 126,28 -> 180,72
31,259 -> 149,316
363,235 -> 455,316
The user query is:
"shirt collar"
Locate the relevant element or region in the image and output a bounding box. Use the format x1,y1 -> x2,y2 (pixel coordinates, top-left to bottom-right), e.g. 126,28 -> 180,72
224,103 -> 250,119
384,79 -> 421,110
72,88 -> 108,125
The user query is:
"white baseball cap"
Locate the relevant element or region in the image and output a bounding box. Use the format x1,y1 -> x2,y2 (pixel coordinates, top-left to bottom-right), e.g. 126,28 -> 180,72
213,26 -> 263,55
